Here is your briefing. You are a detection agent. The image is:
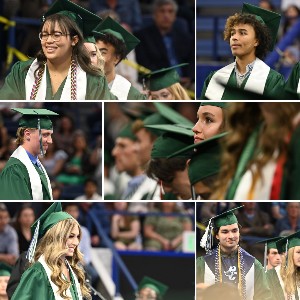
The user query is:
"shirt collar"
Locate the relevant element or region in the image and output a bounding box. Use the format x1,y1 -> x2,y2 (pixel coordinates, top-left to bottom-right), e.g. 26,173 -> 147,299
25,150 -> 38,164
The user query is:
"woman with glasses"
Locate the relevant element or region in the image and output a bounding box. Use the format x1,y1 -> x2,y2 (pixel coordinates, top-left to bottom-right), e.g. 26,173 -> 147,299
0,0 -> 115,100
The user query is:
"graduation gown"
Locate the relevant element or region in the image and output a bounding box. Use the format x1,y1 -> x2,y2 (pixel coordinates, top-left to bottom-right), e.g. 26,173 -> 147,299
0,147 -> 52,200
200,58 -> 285,100
197,248 -> 271,300
11,261 -> 80,300
0,59 -> 116,100
266,266 -> 285,300
285,62 -> 300,99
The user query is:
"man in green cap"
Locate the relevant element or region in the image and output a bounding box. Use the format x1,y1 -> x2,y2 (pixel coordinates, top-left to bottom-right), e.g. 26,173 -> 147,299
93,16 -> 146,100
112,122 -> 160,200
200,3 -> 285,100
135,276 -> 168,300
197,206 -> 271,300
0,108 -> 58,200
0,263 -> 12,300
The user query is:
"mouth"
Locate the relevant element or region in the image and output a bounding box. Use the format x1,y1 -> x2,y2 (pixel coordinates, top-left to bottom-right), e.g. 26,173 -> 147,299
45,46 -> 57,53
231,44 -> 241,49
194,136 -> 203,143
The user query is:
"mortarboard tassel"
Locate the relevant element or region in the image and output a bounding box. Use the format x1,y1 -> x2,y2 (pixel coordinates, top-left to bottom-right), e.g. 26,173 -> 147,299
200,219 -> 213,254
26,220 -> 40,263
285,239 -> 289,269
263,242 -> 267,272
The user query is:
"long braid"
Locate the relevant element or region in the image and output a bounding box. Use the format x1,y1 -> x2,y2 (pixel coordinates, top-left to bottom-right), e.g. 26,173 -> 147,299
70,58 -> 77,100
30,64 -> 45,100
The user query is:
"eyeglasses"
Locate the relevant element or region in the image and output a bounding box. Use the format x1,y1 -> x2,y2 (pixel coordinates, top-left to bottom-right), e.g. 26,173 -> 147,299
39,31 -> 70,42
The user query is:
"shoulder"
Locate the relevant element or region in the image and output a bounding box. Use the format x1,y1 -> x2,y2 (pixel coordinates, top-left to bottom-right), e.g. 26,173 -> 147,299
1,158 -> 28,175
21,262 -> 46,278
10,58 -> 35,73
128,85 -> 146,100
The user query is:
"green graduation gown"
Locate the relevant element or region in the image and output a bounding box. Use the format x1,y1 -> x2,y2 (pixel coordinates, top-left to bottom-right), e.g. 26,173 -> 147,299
196,248 -> 271,300
0,59 -> 116,100
285,62 -> 300,99
266,267 -> 285,300
11,261 -> 80,300
200,60 -> 285,100
127,85 -> 147,100
0,156 -> 51,200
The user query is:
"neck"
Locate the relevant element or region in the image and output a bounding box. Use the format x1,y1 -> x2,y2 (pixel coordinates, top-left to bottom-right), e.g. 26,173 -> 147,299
220,245 -> 238,255
47,57 -> 72,74
106,68 -> 116,84
235,55 -> 256,74
0,295 -> 8,300
22,145 -> 38,158
128,168 -> 143,177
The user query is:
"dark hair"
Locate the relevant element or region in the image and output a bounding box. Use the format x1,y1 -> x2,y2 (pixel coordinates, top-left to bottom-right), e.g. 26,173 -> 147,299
146,157 -> 187,183
224,13 -> 272,59
34,13 -> 102,77
14,204 -> 35,232
96,33 -> 127,63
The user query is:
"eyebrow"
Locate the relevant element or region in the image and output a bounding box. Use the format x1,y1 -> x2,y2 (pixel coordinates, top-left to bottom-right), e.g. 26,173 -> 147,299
99,47 -> 108,51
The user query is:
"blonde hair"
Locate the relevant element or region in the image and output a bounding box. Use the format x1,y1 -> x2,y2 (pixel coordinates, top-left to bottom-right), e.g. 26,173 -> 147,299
168,83 -> 191,100
34,218 -> 90,300
16,127 -> 36,147
280,248 -> 300,296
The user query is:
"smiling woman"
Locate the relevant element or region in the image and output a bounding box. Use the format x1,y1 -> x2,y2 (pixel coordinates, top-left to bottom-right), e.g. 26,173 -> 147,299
0,0 -> 115,100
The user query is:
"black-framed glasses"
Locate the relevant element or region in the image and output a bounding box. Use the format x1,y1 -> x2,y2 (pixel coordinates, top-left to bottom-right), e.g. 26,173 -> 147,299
39,31 -> 70,42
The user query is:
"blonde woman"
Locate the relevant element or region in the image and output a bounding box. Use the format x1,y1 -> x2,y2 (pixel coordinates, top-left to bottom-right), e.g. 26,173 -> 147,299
11,203 -> 90,300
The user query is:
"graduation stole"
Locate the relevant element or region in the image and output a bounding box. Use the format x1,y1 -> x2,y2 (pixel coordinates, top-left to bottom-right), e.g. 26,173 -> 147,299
25,58 -> 87,100
38,256 -> 83,300
205,58 -> 270,100
203,246 -> 255,300
11,146 -> 52,200
110,74 -> 131,100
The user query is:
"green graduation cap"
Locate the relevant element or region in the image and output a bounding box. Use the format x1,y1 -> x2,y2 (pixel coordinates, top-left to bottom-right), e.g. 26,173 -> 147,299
143,103 -> 194,128
242,3 -> 281,51
93,16 -> 140,57
43,0 -> 102,41
138,276 -> 168,298
276,230 -> 300,253
146,63 -> 188,91
200,102 -> 228,108
0,263 -> 12,277
169,132 -> 227,185
12,108 -> 58,130
27,202 -> 73,262
117,122 -> 137,141
121,105 -> 155,122
147,124 -> 194,158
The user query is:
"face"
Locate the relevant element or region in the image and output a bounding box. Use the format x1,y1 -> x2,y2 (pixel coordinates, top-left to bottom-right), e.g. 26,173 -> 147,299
18,208 -> 35,227
136,287 -> 157,300
267,248 -> 282,268
287,203 -> 300,218
153,3 -> 176,31
112,137 -> 140,174
0,276 -> 10,297
65,224 -> 80,257
193,105 -> 224,143
170,168 -> 191,200
85,181 -> 97,198
150,88 -> 174,100
84,42 -> 98,66
64,205 -> 79,220
41,21 -> 77,63
113,202 -> 128,211
0,211 -> 9,232
216,223 -> 240,253
135,128 -> 155,166
293,246 -> 300,267
96,40 -> 119,76
26,129 -> 53,156
230,23 -> 258,59
193,180 -> 212,200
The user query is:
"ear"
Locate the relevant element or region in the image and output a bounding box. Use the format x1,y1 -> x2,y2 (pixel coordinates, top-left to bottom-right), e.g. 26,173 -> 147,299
254,39 -> 259,47
71,35 -> 79,46
186,158 -> 191,167
114,54 -> 121,66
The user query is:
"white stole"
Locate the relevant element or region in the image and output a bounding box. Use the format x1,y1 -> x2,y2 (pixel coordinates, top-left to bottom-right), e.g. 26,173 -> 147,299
38,256 -> 82,300
110,74 -> 131,100
25,59 -> 87,100
11,146 -> 52,200
205,58 -> 270,99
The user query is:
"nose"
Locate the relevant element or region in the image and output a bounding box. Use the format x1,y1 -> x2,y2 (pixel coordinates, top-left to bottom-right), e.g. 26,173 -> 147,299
192,121 -> 202,134
48,135 -> 53,144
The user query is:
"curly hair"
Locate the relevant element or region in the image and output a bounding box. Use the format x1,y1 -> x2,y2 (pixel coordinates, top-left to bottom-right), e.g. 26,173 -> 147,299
96,33 -> 127,64
211,103 -> 300,199
32,14 -> 102,78
224,13 -> 272,59
34,218 -> 90,300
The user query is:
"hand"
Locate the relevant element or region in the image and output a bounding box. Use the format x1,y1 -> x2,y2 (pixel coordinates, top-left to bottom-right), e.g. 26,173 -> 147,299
162,239 -> 171,251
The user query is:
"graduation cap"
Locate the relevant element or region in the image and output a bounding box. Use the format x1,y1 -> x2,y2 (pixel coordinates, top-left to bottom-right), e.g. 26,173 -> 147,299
26,202 -> 73,262
242,3 -> 281,51
147,124 -> 194,158
43,0 -> 102,40
200,206 -> 243,254
169,132 -> 227,186
143,103 -> 194,128
92,16 -> 140,57
12,108 -> 58,156
257,236 -> 282,271
117,122 -> 137,141
0,263 -> 12,277
200,102 -> 228,108
120,105 -> 155,122
138,276 -> 168,298
145,63 -> 188,91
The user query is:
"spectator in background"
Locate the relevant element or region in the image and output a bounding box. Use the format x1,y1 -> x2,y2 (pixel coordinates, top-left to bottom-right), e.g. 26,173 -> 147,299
144,202 -> 192,251
89,0 -> 142,31
0,204 -> 19,266
51,181 -> 63,200
0,115 -> 8,162
13,204 -> 35,253
134,0 -> 194,88
111,202 -> 142,250
258,0 -> 276,11
75,178 -> 101,200
0,263 -> 11,300
0,137 -> 17,172
275,202 -> 300,236
271,202 -> 288,221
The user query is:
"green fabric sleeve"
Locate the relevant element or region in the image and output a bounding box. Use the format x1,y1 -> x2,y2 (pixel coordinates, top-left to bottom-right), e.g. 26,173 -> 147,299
266,268 -> 285,300
199,71 -> 215,100
284,62 -> 300,100
253,259 -> 272,300
196,256 -> 205,283
127,86 -> 147,100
